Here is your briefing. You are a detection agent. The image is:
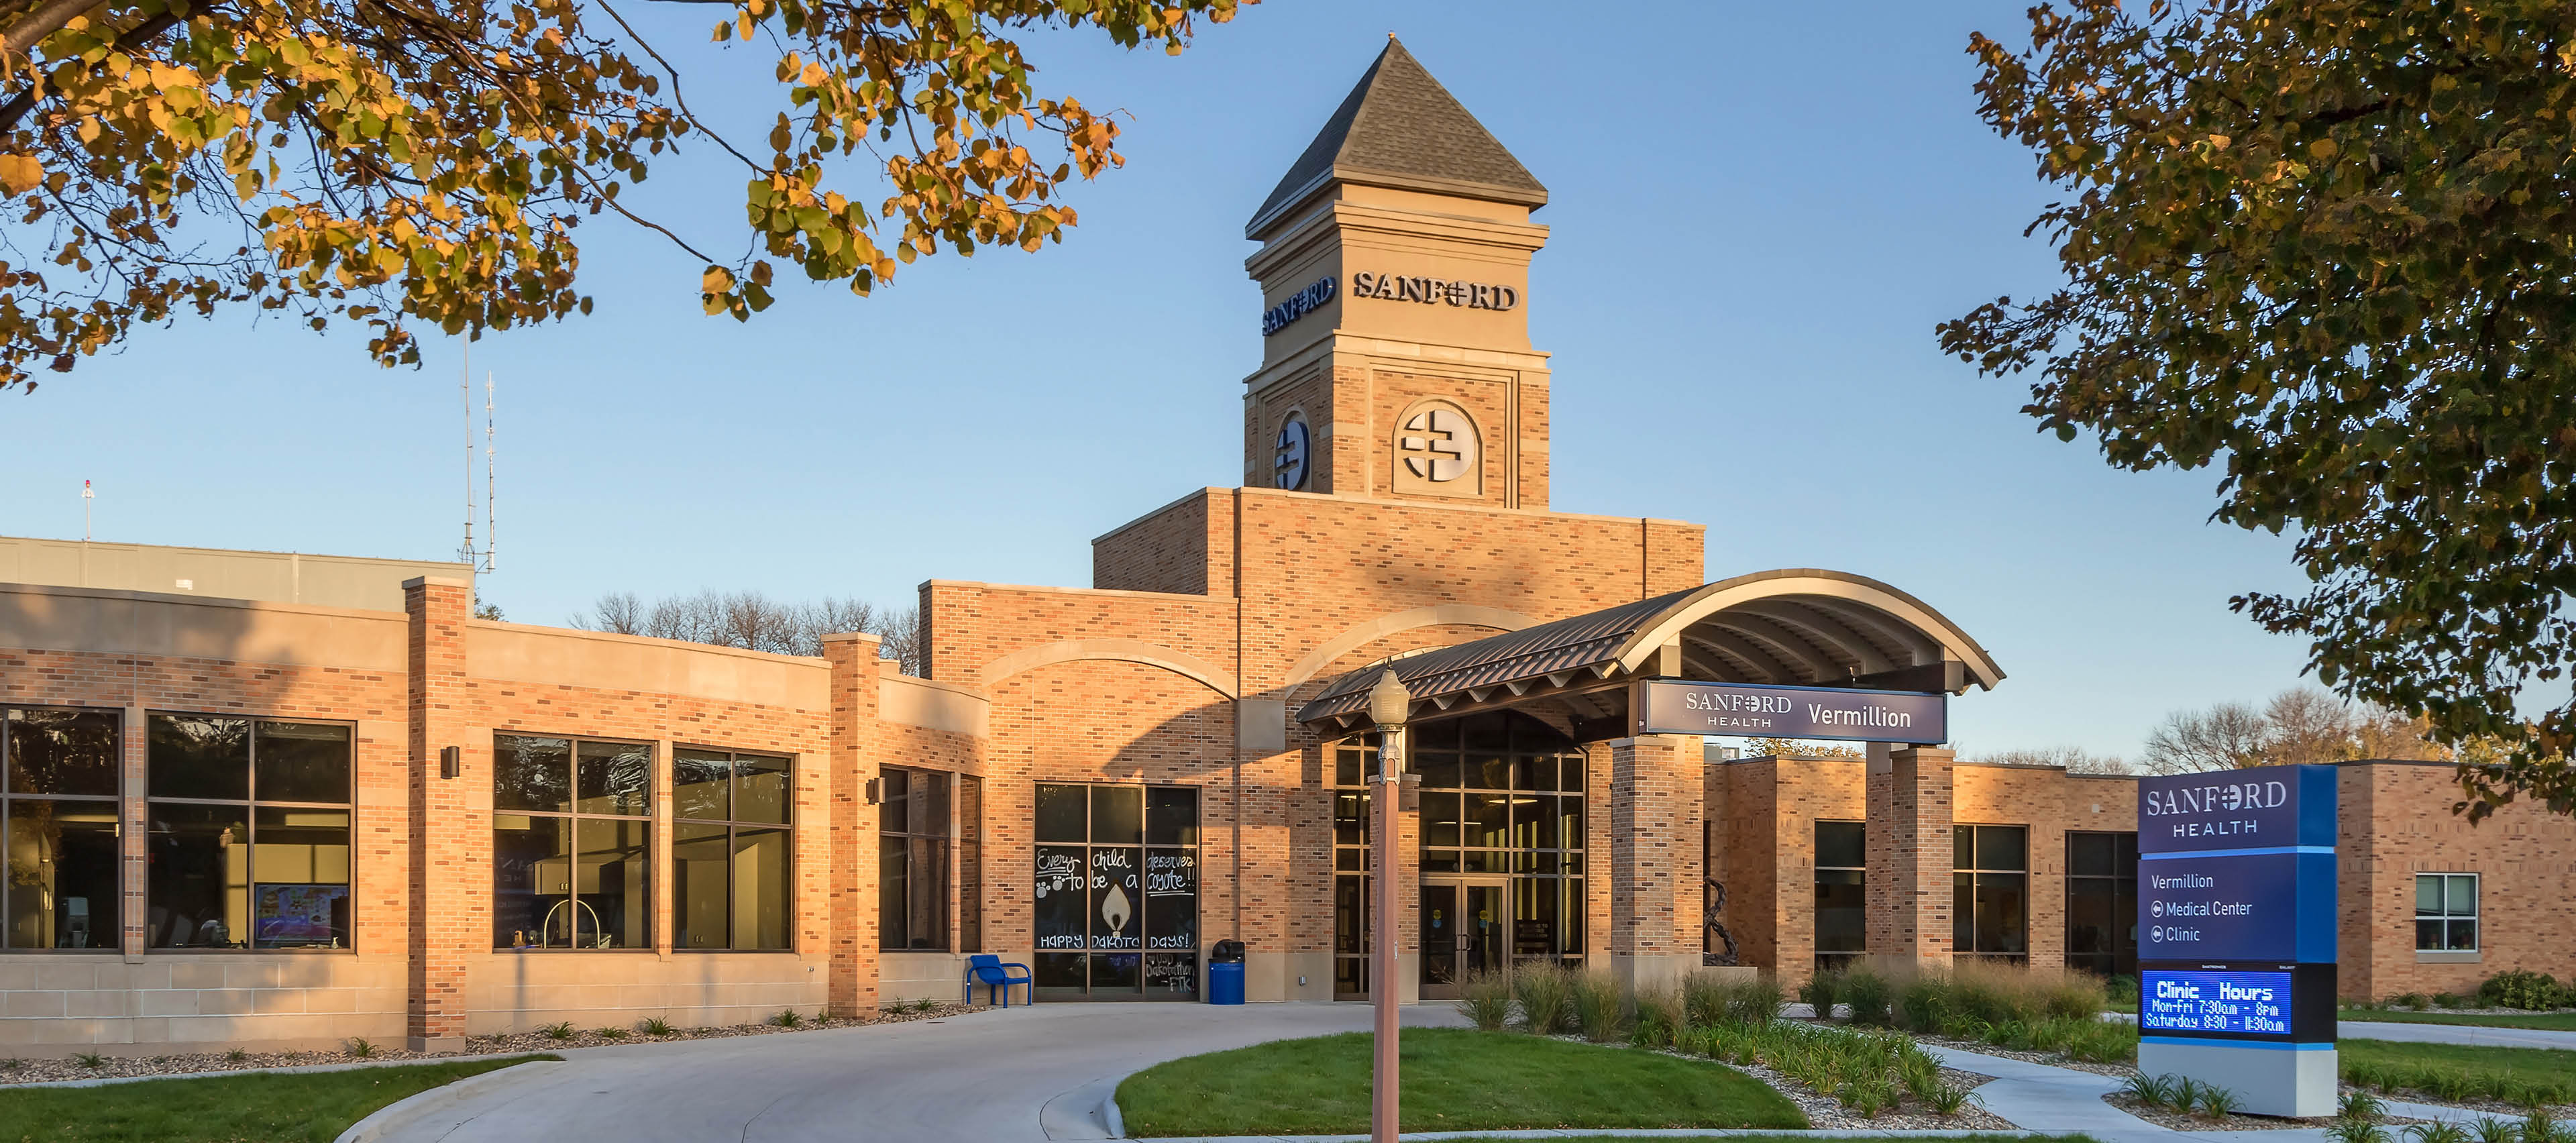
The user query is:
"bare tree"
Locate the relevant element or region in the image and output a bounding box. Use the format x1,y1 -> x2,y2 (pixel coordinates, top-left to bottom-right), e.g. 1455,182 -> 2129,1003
1975,745 -> 2131,774
569,590 -> 920,673
2142,686 -> 2450,773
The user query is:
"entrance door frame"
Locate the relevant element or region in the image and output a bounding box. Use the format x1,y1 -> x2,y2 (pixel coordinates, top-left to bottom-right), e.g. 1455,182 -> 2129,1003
1420,874 -> 1511,1000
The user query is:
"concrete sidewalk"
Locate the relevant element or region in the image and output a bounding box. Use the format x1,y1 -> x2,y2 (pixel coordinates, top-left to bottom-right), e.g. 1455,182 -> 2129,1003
2340,1019 -> 2576,1051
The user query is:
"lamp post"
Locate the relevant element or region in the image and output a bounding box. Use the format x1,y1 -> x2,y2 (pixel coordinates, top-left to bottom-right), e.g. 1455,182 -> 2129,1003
1366,669 -> 1411,1143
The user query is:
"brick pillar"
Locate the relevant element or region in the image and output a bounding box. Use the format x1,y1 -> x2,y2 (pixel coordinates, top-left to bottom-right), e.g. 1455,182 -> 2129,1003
1607,734 -> 1704,992
1865,744 -> 1955,970
404,576 -> 472,1052
822,635 -> 882,1018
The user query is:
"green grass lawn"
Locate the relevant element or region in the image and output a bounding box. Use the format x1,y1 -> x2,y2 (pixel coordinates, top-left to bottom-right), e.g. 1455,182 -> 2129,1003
2341,1039 -> 2576,1077
2345,1008 -> 2576,1032
0,1055 -> 555,1143
1115,1028 -> 1807,1138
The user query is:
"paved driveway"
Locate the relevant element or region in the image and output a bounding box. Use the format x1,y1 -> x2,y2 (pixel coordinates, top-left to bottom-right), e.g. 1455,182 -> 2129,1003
363,1003 -> 1466,1143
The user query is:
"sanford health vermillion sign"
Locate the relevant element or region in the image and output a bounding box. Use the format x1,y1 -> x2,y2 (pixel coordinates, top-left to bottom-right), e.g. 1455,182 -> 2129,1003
1629,679 -> 1945,744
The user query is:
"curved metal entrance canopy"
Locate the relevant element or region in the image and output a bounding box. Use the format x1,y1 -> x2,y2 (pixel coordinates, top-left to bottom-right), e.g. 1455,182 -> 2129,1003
1295,569 -> 2004,737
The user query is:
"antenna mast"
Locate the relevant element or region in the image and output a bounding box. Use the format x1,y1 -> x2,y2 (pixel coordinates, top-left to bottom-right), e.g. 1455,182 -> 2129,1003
456,343 -> 495,574
483,370 -> 497,573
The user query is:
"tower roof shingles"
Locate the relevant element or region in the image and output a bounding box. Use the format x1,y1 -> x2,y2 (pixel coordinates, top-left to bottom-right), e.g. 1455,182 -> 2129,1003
1246,38 -> 1546,237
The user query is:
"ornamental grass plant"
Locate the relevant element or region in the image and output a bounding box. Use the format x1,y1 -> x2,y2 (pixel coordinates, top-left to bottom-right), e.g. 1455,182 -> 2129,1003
1513,961 -> 1576,1036
1572,970 -> 1628,1043
1456,969 -> 1513,1032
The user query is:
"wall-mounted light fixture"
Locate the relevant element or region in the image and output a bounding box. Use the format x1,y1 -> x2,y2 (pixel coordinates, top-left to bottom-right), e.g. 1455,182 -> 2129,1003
439,746 -> 462,780
863,777 -> 881,805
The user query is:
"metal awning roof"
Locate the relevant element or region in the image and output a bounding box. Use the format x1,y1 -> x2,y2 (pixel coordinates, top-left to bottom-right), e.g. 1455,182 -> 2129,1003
1295,569 -> 2004,734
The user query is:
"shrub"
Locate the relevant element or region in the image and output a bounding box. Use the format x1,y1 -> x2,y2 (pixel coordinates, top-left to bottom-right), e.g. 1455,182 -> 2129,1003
1630,985 -> 1685,1049
2343,1090 -> 2387,1121
640,1016 -> 675,1036
2195,1085 -> 2243,1120
1841,967 -> 1894,1026
1723,973 -> 1786,1027
769,1008 -> 804,1028
1571,970 -> 1627,1043
2473,1118 -> 2520,1143
2330,1118 -> 2396,1143
1798,971 -> 1840,1020
1513,961 -> 1575,1035
2104,973 -> 2141,1003
2433,992 -> 2471,1010
2122,1073 -> 2174,1107
2410,1125 -> 2473,1143
1681,969 -> 1729,1029
2040,973 -> 2110,1021
540,1021 -> 576,1040
1896,975 -> 1950,1031
1455,969 -> 1513,1032
2481,971 -> 2567,1012
345,1037 -> 376,1058
1926,1083 -> 1977,1116
2394,992 -> 2432,1010
2067,1016 -> 2140,1063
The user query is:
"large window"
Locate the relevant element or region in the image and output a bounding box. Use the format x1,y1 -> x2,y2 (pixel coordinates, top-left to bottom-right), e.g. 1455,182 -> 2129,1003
1330,711 -> 1587,998
1033,782 -> 1198,998
674,748 -> 793,951
1951,824 -> 2027,963
3,706 -> 121,950
492,734 -> 651,950
2066,831 -> 2138,978
1813,820 -> 1865,975
2416,873 -> 2478,953
879,767 -> 950,950
146,714 -> 353,950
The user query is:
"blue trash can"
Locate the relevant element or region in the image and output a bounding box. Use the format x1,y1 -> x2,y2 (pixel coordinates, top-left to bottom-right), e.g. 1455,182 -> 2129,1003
1208,939 -> 1246,1005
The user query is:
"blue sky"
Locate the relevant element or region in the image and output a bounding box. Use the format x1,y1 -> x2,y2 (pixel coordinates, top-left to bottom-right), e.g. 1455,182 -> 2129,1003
0,1 -> 2318,761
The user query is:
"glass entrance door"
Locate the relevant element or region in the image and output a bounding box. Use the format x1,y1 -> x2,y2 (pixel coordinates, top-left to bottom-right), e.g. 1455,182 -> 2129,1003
1421,877 -> 1509,999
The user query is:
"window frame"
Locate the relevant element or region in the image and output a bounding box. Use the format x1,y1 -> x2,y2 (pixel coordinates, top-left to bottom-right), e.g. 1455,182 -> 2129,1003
2414,872 -> 2479,953
2063,830 -> 2139,979
490,732 -> 657,953
671,745 -> 796,953
1813,819 -> 1866,975
144,711 -> 358,955
878,765 -> 953,953
1031,780 -> 1201,999
1,704 -> 124,955
1951,822 -> 2030,964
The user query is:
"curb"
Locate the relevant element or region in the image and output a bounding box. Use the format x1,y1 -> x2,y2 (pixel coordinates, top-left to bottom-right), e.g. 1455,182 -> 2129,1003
0,1050 -> 557,1091
332,1058 -> 562,1143
1104,1079 -> 1128,1138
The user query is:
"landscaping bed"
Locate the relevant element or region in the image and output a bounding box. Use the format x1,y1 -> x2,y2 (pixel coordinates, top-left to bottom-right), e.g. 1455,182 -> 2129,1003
0,1055 -> 552,1143
2337,1038 -> 2576,1117
0,1001 -> 972,1087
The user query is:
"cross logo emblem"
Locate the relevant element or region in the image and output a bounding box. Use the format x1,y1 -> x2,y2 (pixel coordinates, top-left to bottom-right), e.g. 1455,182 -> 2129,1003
1274,415 -> 1309,490
1397,407 -> 1472,482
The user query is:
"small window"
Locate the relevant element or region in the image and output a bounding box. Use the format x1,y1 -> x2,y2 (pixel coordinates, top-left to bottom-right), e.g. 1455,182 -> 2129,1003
675,748 -> 794,951
2415,873 -> 2478,952
1814,821 -> 1865,975
879,767 -> 951,951
3,706 -> 122,951
146,714 -> 354,950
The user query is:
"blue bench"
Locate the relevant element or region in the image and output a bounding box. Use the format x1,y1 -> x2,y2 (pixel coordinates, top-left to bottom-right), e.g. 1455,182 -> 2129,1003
967,954 -> 1031,1008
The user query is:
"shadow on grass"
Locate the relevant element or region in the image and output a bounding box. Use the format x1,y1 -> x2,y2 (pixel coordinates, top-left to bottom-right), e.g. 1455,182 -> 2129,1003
0,1054 -> 557,1143
1115,1028 -> 1807,1138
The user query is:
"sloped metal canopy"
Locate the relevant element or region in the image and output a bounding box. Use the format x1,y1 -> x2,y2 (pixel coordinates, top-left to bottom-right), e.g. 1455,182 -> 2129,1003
1295,569 -> 2004,736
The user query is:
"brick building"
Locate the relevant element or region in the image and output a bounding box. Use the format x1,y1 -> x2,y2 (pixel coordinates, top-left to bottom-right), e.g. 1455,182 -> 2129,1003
0,39 -> 2569,1054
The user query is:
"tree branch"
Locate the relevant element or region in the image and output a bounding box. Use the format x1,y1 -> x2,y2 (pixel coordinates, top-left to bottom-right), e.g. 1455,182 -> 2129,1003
0,6 -> 178,134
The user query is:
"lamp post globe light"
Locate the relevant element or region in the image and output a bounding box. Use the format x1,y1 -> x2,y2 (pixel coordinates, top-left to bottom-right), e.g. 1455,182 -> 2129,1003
1365,669 -> 1410,1143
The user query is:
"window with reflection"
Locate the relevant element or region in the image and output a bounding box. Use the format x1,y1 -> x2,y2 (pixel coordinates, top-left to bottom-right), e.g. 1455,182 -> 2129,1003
146,714 -> 354,950
674,747 -> 792,951
879,767 -> 950,950
3,706 -> 121,951
1032,782 -> 1198,998
2065,831 -> 2137,977
1953,824 -> 2029,963
2415,873 -> 2478,952
1813,820 -> 1865,975
492,734 -> 652,950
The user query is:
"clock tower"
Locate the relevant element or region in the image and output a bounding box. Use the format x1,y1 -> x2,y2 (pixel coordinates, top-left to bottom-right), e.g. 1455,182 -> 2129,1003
1242,38 -> 1554,510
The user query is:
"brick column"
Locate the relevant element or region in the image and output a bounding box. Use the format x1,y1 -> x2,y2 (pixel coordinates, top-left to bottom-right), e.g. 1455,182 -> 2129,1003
821,635 -> 882,1018
1607,734 -> 1704,992
1865,744 -> 1955,970
403,576 -> 472,1052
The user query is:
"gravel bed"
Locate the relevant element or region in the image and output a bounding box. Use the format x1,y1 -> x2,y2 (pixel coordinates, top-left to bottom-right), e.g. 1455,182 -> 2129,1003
1915,1033 -> 2140,1077
0,1002 -> 979,1087
1736,1057 -> 2014,1131
2105,1093 -> 2428,1132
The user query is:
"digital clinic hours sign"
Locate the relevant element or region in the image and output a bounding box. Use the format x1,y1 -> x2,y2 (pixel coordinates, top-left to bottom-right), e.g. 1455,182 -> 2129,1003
2142,969 -> 2292,1037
